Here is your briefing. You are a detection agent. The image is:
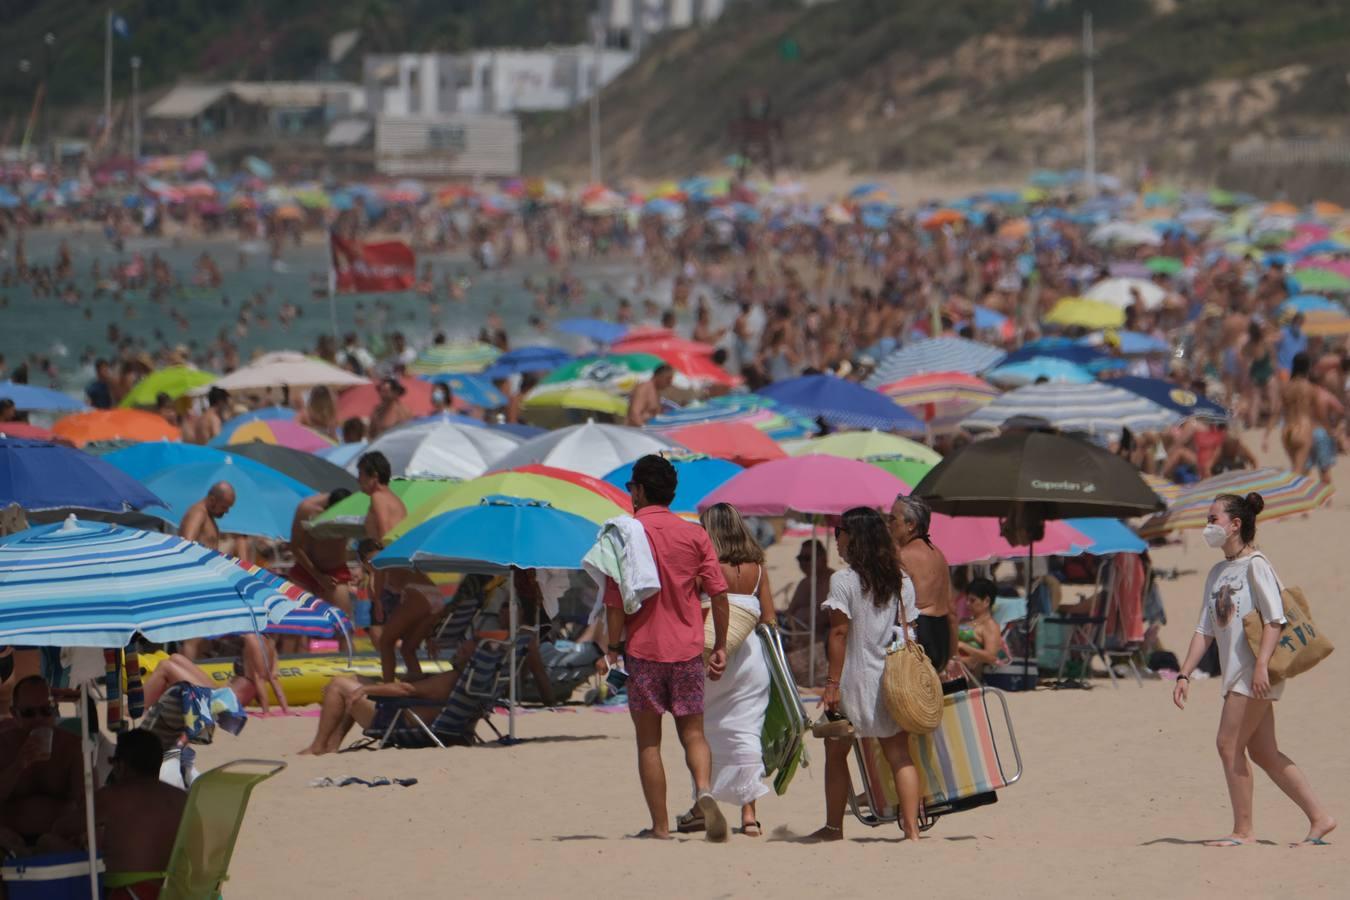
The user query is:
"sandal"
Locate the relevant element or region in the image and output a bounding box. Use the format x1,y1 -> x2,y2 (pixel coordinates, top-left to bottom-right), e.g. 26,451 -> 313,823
739,821 -> 763,837
811,712 -> 855,739
676,809 -> 705,834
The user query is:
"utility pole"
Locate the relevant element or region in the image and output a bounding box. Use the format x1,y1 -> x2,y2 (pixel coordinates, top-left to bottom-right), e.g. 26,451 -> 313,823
130,55 -> 141,162
103,9 -> 113,147
1083,11 -> 1097,196
41,32 -> 54,163
589,13 -> 602,185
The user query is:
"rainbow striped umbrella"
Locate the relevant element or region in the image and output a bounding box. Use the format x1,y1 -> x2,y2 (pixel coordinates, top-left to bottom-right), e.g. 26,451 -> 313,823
1141,473 -> 1183,506
1138,468 -> 1333,538
876,371 -> 1000,427
409,342 -> 501,375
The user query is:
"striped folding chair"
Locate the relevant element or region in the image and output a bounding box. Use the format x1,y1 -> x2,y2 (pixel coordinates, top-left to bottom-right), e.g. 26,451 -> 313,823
847,686 -> 1023,831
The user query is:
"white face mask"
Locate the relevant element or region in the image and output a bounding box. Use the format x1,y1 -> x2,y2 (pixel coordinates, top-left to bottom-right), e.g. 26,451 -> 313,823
1202,523 -> 1230,549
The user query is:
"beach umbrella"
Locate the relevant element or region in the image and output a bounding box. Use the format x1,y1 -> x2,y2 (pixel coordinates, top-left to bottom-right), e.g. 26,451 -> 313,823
105,441 -> 285,482
1078,330 -> 1169,355
1137,468 -> 1333,539
214,406 -> 296,444
505,464 -> 633,511
963,381 -> 1180,436
604,457 -> 743,514
374,495 -> 599,739
1291,269 -> 1350,293
225,441 -> 360,492
537,353 -> 665,394
307,477 -> 457,539
875,372 -> 999,424
863,455 -> 936,488
409,342 -> 501,376
699,455 -> 909,681
985,357 -> 1095,387
209,351 -> 368,391
489,422 -> 547,440
1104,376 -> 1229,420
489,422 -> 683,479
522,387 -> 628,419
337,377 -> 437,420
53,409 -> 181,446
556,318 -> 628,344
0,438 -> 165,515
120,367 -> 216,407
866,338 -> 1006,386
1280,294 -> 1342,315
481,346 -> 573,379
1301,310 -> 1350,338
1044,298 -> 1126,329
315,441 -> 368,468
929,515 -> 1088,566
1084,277 -> 1167,311
757,374 -> 923,432
665,421 -> 786,467
358,421 -> 520,479
422,373 -> 507,409
0,382 -> 85,412
142,457 -> 312,539
1089,222 -> 1163,247
1062,518 -> 1146,556
0,422 -> 59,441
781,430 -> 941,465
215,419 -> 333,453
1145,257 -> 1184,276
628,343 -> 742,388
647,394 -> 818,441
386,471 -> 627,543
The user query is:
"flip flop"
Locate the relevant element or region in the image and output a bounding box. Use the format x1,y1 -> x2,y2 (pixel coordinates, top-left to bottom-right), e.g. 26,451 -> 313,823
630,828 -> 673,840
1295,838 -> 1331,847
1203,838 -> 1251,847
697,793 -> 729,843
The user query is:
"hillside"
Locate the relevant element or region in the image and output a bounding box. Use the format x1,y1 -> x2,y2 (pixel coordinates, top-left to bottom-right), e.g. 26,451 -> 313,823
0,0 -> 589,123
524,0 -> 1350,186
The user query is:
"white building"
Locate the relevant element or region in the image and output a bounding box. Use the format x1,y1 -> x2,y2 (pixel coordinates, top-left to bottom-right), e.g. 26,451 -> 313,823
363,46 -> 633,117
374,114 -> 520,177
600,0 -> 729,51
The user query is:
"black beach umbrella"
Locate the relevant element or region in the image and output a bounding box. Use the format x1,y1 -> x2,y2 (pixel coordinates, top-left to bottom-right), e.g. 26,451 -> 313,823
227,441 -> 360,493
912,428 -> 1164,688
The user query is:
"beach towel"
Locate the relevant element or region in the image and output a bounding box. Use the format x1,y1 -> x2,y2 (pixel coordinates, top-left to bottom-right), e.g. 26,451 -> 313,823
582,515 -> 660,615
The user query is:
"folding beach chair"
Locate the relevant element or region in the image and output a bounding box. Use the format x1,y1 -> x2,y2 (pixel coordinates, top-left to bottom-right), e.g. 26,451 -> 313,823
756,624 -> 810,795
103,758 -> 285,900
846,687 -> 1022,832
354,630 -> 531,749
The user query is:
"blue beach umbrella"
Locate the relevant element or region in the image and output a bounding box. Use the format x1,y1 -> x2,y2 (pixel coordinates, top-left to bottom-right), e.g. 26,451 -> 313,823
1063,518 -> 1146,556
482,346 -> 573,379
1077,331 -> 1170,355
0,438 -> 165,514
1103,376 -> 1229,419
865,337 -> 1006,386
0,518 -> 300,646
1280,294 -> 1341,315
315,441 -> 368,468
104,442 -> 282,483
141,458 -> 312,539
0,382 -> 85,412
556,318 -> 628,344
758,374 -> 924,432
423,372 -> 507,408
986,357 -> 1094,387
604,456 -> 743,514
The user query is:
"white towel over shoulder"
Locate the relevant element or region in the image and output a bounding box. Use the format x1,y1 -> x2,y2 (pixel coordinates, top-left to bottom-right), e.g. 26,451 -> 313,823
583,515 -> 661,616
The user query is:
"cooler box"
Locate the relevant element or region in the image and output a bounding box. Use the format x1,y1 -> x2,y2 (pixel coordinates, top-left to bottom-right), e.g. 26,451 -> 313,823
0,851 -> 104,900
983,660 -> 1039,692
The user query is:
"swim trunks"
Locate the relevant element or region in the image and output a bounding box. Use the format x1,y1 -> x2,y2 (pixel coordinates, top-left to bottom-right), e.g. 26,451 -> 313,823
625,655 -> 704,717
287,563 -> 352,597
1309,426 -> 1337,473
916,614 -> 952,672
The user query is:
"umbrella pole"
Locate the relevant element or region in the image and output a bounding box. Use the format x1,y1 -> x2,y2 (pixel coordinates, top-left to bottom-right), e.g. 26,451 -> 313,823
1024,539 -> 1034,690
808,517 -> 818,687
79,680 -> 99,900
508,575 -> 518,742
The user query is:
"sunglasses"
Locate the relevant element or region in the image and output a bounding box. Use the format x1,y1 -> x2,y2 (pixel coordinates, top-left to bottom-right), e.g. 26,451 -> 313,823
834,526 -> 845,538
17,704 -> 55,719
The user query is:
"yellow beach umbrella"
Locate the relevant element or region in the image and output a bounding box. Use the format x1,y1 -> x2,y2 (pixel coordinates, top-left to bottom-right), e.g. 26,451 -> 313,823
1044,297 -> 1126,330
523,388 -> 628,416
781,430 -> 941,465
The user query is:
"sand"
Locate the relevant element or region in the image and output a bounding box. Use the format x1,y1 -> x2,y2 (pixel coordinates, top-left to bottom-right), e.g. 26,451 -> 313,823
190,445 -> 1348,899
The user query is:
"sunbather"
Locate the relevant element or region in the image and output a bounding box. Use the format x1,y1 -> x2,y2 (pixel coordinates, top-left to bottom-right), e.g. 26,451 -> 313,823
955,578 -> 1009,680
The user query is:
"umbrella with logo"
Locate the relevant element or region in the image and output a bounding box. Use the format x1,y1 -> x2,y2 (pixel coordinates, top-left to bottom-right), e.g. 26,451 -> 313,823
1104,376 -> 1229,420
536,353 -> 665,395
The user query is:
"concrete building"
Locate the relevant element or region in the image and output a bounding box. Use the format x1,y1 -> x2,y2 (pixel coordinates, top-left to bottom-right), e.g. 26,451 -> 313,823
145,81 -> 364,143
599,0 -> 729,51
363,47 -> 633,117
374,114 -> 520,177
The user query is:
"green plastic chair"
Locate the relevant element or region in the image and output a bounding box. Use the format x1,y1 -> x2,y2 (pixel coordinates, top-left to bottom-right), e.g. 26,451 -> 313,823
103,758 -> 286,900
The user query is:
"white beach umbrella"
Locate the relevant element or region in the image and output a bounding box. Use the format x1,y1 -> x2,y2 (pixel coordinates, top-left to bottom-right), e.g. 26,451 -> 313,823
357,421 -> 521,479
207,351 -> 368,392
489,421 -> 685,479
1088,221 -> 1163,248
1085,276 -> 1167,311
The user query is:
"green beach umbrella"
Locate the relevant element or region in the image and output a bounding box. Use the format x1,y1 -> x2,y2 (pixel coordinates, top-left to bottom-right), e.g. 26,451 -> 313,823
120,366 -> 217,407
1145,257 -> 1183,276
538,353 -> 664,394
409,342 -> 501,375
307,477 -> 457,539
864,454 -> 937,489
1295,269 -> 1350,294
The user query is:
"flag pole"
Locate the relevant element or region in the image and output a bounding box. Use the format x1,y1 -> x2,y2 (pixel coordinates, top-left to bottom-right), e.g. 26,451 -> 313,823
327,234 -> 339,343
104,8 -> 113,148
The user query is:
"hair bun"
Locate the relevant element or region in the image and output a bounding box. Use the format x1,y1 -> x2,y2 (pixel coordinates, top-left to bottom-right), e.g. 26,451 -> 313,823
1245,492 -> 1265,516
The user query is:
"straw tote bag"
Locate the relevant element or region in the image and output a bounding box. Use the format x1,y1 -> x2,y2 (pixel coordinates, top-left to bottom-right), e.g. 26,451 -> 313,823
1241,553 -> 1333,683
881,588 -> 943,735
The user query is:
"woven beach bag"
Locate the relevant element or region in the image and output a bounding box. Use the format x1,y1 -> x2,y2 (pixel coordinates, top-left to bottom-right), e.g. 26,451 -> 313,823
881,592 -> 943,735
1241,554 -> 1333,683
704,602 -> 760,661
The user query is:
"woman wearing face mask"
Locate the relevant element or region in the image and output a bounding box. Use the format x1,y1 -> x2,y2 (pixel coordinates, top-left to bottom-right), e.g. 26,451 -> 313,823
1172,492 -> 1336,847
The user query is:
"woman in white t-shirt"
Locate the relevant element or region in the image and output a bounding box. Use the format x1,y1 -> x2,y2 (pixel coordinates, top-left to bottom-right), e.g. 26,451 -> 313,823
805,507 -> 922,843
1173,492 -> 1336,847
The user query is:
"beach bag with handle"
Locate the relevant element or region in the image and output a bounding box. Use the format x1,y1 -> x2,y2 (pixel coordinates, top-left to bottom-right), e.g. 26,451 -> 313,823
881,590 -> 943,735
1241,552 -> 1333,683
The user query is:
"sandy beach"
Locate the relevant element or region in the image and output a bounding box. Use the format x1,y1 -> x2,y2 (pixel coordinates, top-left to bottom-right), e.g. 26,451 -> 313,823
172,442 -> 1348,900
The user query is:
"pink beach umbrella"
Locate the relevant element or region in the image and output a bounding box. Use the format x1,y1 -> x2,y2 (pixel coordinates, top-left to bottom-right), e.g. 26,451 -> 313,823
698,455 -> 908,683
223,419 -> 334,453
930,514 -> 1087,566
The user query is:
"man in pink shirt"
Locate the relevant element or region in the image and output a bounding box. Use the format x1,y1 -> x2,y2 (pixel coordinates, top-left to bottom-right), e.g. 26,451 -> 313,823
605,455 -> 731,841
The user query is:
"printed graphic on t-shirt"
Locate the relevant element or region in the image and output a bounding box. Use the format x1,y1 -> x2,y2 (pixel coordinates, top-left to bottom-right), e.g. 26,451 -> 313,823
1214,583 -> 1236,627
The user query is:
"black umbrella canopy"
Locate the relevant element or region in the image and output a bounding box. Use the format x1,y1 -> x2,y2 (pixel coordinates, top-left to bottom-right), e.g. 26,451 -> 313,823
912,430 -> 1164,520
227,441 -> 360,493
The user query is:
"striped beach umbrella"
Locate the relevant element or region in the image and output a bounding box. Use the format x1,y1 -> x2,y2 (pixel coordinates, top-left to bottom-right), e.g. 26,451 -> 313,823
1138,468 -> 1333,539
647,394 -> 817,440
1141,473 -> 1184,506
962,381 -> 1180,437
409,342 -> 501,375
875,372 -> 1000,426
865,338 -> 1006,386
0,518 -> 300,646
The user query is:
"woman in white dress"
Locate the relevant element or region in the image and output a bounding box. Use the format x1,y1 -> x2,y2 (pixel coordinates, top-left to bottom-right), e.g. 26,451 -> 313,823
677,503 -> 776,837
807,506 -> 922,842
1173,492 -> 1335,847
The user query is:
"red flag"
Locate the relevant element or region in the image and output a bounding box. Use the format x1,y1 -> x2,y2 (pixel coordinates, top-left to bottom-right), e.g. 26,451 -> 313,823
330,233 -> 415,292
